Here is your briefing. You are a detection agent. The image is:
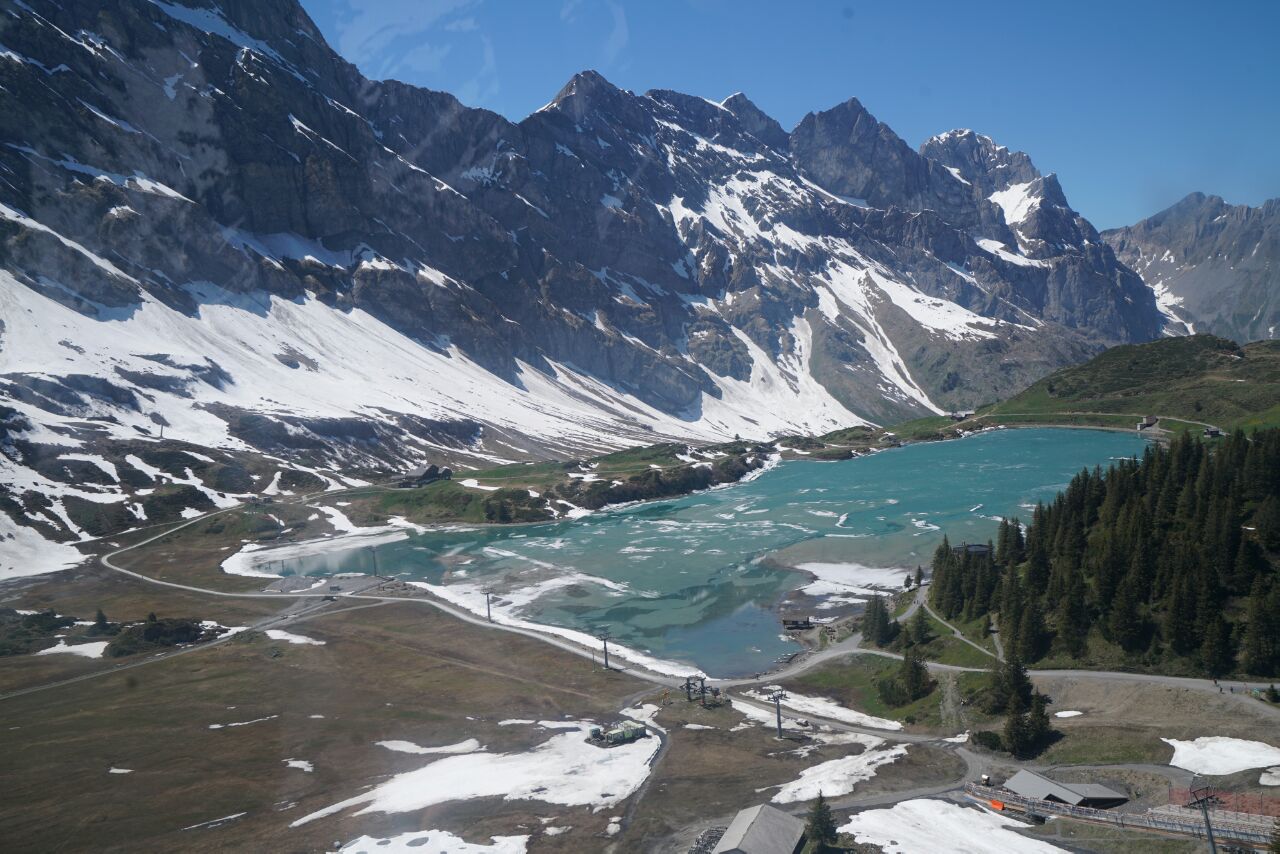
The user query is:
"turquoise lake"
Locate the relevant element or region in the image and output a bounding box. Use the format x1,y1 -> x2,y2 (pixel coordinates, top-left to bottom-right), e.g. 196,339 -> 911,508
286,428 -> 1150,677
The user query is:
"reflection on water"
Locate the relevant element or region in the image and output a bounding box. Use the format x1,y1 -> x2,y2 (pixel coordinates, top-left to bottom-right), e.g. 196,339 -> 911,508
284,429 -> 1149,676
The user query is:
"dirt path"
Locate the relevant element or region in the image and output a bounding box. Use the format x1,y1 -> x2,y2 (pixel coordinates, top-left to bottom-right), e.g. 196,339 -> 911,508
920,594 -> 999,662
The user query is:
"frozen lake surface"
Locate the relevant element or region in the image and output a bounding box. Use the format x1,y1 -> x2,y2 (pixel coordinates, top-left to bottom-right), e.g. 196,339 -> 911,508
273,428 -> 1150,677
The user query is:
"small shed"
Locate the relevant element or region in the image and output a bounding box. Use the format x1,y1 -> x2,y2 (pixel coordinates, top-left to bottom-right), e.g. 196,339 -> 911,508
1137,415 -> 1158,431
712,804 -> 805,854
952,542 -> 993,558
397,464 -> 451,488
1203,427 -> 1223,438
1003,770 -> 1127,808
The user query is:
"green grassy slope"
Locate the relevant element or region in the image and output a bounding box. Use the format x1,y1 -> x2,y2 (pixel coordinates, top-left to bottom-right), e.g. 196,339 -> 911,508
963,336 -> 1280,433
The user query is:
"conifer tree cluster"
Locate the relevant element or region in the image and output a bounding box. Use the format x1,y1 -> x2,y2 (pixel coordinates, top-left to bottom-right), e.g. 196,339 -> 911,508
929,429 -> 1280,677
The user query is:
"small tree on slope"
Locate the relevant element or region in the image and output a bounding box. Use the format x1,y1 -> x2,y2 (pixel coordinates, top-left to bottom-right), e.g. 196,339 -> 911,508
804,791 -> 837,849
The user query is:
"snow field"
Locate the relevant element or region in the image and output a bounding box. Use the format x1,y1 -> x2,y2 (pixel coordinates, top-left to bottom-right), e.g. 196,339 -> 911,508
264,629 -> 325,646
771,742 -> 907,802
35,639 -> 109,658
338,829 -> 528,853
741,687 -> 903,732
291,721 -> 660,827
839,799 -> 1067,853
1161,736 -> 1280,775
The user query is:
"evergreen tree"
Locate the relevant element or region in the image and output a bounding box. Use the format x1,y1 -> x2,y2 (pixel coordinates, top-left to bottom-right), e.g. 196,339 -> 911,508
93,608 -> 108,633
909,608 -> 931,647
804,791 -> 837,846
1200,613 -> 1233,678
915,565 -> 924,587
862,596 -> 888,647
1057,572 -> 1089,657
1002,692 -> 1030,758
1108,575 -> 1143,651
1016,600 -> 1047,662
1026,691 -> 1051,750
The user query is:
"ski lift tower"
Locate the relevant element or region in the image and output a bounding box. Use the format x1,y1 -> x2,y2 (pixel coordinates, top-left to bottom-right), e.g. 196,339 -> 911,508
766,689 -> 787,739
1186,777 -> 1219,854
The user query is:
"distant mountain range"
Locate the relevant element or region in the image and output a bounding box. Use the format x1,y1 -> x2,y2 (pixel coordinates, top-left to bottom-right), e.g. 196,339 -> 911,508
0,0 -> 1264,558
1103,193 -> 1280,342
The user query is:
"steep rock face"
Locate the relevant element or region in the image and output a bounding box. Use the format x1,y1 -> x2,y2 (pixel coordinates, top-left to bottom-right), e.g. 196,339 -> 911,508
0,0 -> 1167,551
921,130 -> 1165,342
790,99 -> 991,233
1103,193 -> 1280,342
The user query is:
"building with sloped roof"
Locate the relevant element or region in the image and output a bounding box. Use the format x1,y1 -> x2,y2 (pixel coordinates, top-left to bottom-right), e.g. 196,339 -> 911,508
1003,770 -> 1128,808
712,804 -> 805,854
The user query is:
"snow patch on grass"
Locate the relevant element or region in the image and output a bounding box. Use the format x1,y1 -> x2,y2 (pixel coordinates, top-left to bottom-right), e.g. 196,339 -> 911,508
771,740 -> 907,802
264,629 -> 325,646
376,738 -> 481,755
292,722 -> 658,827
36,639 -> 108,658
338,829 -> 528,853
742,687 -> 903,732
840,799 -> 1067,853
1162,736 -> 1280,775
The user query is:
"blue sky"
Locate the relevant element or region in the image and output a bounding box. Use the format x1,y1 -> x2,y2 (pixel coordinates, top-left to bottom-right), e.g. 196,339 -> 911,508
299,0 -> 1279,229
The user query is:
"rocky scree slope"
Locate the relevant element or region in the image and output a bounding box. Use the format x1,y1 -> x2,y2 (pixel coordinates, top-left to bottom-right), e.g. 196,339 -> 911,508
1103,192 -> 1280,342
0,0 -> 1164,556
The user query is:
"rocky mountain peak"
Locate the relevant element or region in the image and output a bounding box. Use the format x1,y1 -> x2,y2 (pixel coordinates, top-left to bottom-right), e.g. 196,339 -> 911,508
547,69 -> 631,117
920,129 -> 1040,196
788,98 -> 982,230
1103,191 -> 1280,342
719,92 -> 789,151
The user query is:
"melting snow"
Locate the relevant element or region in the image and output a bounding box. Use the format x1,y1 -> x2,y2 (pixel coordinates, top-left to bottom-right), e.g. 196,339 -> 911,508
35,639 -> 109,658
376,738 -> 481,755
741,687 -> 903,731
840,799 -> 1067,853
771,738 -> 907,802
989,182 -> 1039,227
1161,737 -> 1280,775
264,629 -> 325,646
292,722 -> 659,826
338,829 -> 528,853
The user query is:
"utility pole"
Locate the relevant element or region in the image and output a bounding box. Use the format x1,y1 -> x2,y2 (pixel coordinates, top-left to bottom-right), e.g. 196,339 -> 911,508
767,689 -> 787,739
482,590 -> 495,623
698,676 -> 708,708
683,676 -> 696,702
1187,778 -> 1218,854
369,545 -> 379,577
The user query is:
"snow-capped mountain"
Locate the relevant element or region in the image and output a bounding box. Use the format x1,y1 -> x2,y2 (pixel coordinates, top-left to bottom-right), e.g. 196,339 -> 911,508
0,0 -> 1164,552
1103,193 -> 1280,341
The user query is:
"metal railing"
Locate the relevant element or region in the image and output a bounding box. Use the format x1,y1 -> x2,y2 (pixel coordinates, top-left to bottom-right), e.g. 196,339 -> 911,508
963,783 -> 1274,846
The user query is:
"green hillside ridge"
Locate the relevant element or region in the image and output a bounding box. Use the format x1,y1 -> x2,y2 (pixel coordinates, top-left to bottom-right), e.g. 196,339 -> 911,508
890,336 -> 1280,438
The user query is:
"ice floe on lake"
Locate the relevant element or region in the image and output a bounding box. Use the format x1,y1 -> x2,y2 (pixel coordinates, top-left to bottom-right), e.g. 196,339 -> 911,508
793,562 -> 910,601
